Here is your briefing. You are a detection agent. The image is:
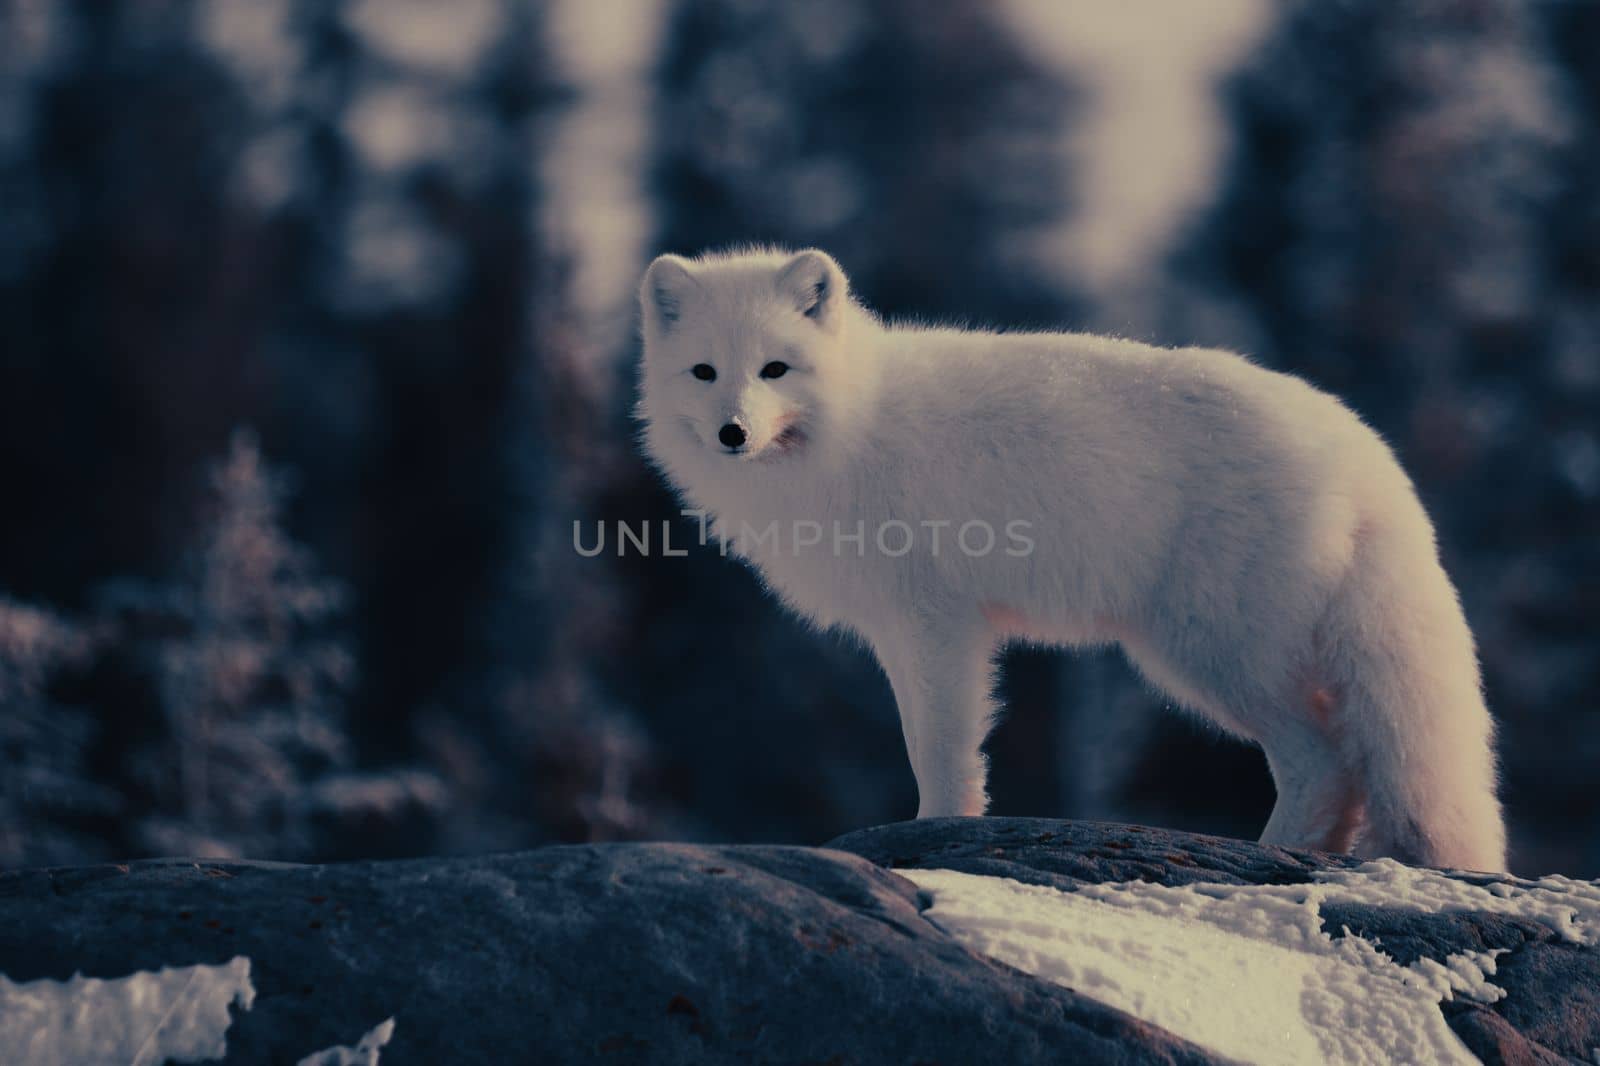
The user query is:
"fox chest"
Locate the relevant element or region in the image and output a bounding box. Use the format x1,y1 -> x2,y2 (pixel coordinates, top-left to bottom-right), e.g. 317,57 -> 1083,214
732,529 -> 894,628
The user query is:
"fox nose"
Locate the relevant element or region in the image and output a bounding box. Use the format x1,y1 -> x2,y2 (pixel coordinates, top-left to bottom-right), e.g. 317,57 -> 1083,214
718,422 -> 747,450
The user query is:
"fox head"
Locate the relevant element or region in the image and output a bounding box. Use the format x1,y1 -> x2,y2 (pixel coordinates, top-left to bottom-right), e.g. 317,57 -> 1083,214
638,248 -> 857,468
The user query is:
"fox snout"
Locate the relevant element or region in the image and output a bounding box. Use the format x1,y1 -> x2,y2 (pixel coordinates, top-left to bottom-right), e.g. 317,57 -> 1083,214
714,410 -> 806,459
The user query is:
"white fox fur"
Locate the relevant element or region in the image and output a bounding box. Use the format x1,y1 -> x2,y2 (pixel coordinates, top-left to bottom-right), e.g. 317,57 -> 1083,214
636,247 -> 1507,872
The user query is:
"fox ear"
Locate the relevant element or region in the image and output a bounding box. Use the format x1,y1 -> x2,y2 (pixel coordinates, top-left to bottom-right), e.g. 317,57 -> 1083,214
775,249 -> 846,333
641,254 -> 697,334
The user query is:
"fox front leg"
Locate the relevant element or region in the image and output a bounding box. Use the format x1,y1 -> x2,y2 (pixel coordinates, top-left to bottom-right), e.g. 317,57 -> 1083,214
873,621 -> 1000,819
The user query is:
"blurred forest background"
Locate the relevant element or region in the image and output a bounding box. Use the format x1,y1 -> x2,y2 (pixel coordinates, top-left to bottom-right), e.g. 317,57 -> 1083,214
1,0 -> 1596,875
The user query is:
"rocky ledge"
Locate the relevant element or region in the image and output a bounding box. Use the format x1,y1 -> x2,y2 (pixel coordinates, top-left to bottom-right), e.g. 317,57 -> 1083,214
0,819 -> 1594,1064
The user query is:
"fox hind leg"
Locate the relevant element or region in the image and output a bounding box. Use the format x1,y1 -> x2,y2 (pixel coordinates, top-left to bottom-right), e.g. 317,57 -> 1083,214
1123,634 -> 1366,855
1256,709 -> 1366,855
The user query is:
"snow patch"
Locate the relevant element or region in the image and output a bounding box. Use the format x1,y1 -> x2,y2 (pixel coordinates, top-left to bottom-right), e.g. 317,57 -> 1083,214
905,860 -> 1600,1066
0,956 -> 406,1064
296,1017 -> 396,1066
0,956 -> 254,1066
1312,860 -> 1600,945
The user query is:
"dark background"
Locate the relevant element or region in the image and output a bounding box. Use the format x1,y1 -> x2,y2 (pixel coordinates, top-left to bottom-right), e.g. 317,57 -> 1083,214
1,0 -> 1595,875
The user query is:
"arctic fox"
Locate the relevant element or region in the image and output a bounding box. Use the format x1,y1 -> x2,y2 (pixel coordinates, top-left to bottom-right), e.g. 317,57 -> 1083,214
637,247 -> 1507,872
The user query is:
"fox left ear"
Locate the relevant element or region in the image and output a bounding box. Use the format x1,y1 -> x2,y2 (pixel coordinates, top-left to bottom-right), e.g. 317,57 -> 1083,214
775,250 -> 846,333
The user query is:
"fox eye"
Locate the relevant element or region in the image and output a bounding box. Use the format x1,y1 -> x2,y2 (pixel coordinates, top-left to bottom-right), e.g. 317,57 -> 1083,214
691,363 -> 716,382
760,361 -> 789,380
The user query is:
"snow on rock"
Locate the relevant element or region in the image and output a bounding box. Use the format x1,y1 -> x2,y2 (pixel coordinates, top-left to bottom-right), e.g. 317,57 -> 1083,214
295,1016 -> 396,1066
1313,860 -> 1600,946
905,860 -> 1600,1066
0,956 -> 254,1066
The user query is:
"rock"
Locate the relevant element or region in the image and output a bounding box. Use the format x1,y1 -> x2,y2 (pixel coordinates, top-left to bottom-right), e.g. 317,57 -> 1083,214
827,816 -> 1367,891
1,818 -> 1594,1064
0,838 -> 1221,1065
828,818 -> 1600,1065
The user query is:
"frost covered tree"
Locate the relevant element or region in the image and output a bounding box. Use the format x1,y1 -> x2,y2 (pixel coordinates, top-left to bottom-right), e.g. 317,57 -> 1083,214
146,429 -> 350,855
134,430 -> 440,860
0,598 -> 117,867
